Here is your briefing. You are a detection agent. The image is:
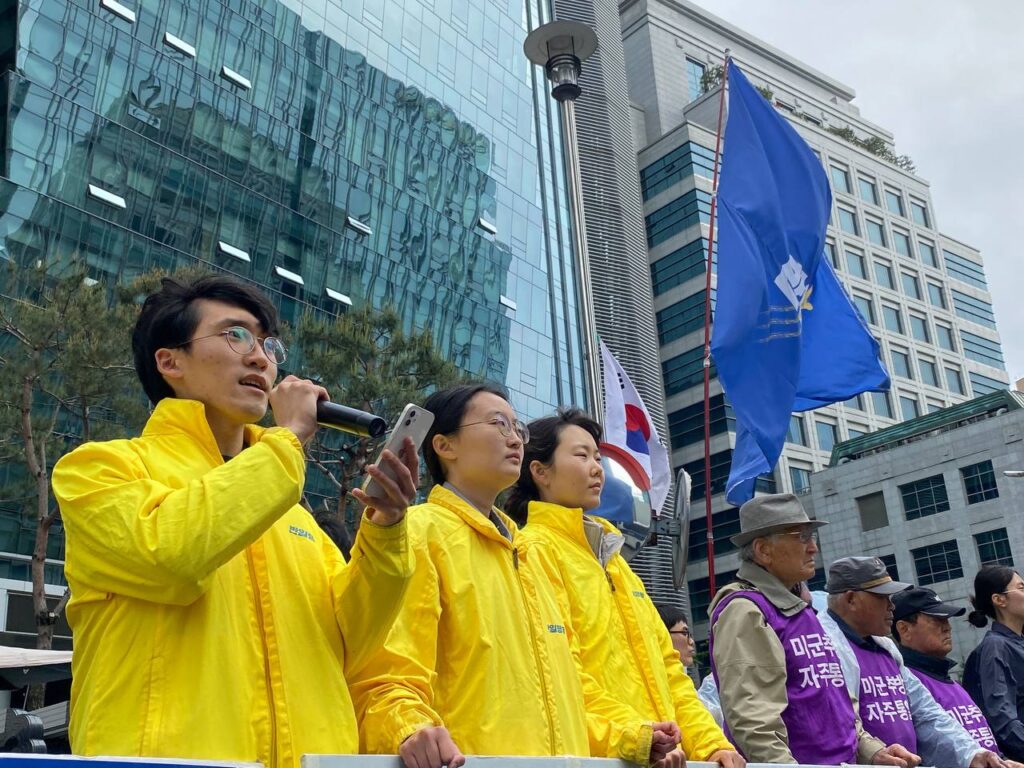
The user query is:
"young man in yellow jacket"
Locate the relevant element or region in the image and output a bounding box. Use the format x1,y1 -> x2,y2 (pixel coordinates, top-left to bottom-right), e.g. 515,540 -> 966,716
51,275 -> 417,768
506,409 -> 744,768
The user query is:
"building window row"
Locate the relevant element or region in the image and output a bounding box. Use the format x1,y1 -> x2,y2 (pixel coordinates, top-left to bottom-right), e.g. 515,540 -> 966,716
943,250 -> 989,289
645,189 -> 712,249
640,142 -> 716,200
828,163 -> 930,230
650,237 -> 716,297
657,289 -> 715,346
960,330 -> 1006,369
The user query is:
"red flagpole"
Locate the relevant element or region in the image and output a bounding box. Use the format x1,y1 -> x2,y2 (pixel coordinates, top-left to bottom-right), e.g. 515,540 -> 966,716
702,51 -> 730,596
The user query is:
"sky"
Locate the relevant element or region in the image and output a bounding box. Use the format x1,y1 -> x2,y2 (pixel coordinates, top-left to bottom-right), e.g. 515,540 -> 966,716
694,0 -> 1024,385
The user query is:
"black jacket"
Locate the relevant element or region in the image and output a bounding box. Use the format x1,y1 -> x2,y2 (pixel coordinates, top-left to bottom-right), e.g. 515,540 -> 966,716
964,622 -> 1024,760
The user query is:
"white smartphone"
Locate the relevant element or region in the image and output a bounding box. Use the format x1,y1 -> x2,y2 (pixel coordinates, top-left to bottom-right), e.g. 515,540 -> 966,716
361,403 -> 435,499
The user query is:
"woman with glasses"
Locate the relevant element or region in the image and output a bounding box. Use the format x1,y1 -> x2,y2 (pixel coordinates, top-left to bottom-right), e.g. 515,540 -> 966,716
657,605 -> 697,669
964,566 -> 1024,760
505,409 -> 743,768
349,385 -> 670,768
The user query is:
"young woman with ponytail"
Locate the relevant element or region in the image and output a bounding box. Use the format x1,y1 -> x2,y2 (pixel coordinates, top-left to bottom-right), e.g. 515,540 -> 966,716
963,565 -> 1024,760
507,409 -> 743,768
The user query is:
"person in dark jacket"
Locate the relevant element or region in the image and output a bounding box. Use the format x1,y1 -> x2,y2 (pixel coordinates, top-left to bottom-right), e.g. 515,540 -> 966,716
964,566 -> 1024,760
893,587 -> 1001,754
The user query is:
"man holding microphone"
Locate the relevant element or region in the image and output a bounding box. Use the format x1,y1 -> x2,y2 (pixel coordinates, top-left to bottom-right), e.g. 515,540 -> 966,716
52,274 -> 417,768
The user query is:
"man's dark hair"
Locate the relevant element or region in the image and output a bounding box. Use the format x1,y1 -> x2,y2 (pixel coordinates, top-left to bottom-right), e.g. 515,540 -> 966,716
504,408 -> 602,525
892,612 -> 919,643
132,274 -> 279,404
421,383 -> 509,486
656,604 -> 690,632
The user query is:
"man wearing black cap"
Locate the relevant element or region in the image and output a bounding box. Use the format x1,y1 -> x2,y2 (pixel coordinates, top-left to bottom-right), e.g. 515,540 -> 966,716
894,588 -> 1003,755
823,558 -> 1005,768
708,495 -> 915,767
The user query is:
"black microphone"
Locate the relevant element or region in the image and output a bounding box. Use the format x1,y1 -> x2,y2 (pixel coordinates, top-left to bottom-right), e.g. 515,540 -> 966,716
315,402 -> 387,438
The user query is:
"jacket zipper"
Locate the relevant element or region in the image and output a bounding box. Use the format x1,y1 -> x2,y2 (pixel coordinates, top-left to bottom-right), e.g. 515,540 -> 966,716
608,565 -> 665,722
247,548 -> 278,768
513,547 -> 558,753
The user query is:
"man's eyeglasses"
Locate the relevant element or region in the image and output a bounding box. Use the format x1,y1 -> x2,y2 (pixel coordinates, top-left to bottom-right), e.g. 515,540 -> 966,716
778,529 -> 819,545
457,413 -> 530,444
669,628 -> 692,638
170,326 -> 287,364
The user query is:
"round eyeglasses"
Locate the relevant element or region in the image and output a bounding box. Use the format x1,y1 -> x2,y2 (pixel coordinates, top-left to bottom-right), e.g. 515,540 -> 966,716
457,413 -> 530,444
171,326 -> 287,365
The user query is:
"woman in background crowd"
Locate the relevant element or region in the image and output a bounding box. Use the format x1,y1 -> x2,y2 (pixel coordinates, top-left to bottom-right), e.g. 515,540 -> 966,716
964,565 -> 1024,761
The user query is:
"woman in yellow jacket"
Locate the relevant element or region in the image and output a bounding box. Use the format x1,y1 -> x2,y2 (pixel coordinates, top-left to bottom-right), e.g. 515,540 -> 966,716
507,408 -> 746,768
348,384 -> 682,768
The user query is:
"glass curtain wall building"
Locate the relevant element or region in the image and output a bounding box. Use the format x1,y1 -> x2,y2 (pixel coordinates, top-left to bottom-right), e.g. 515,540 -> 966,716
620,0 -> 1009,642
0,0 -> 587,579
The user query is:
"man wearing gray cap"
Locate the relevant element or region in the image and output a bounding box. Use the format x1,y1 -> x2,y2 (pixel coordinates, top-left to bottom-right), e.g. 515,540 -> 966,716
823,558 -> 1006,768
893,588 -> 1003,755
708,494 -> 917,767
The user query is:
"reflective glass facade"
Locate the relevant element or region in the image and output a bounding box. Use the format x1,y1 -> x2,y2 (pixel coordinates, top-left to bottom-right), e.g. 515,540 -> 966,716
0,0 -> 586,561
1,0 -> 584,411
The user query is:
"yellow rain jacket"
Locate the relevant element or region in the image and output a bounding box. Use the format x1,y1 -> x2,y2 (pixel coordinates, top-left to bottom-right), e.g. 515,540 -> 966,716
348,485 -> 654,762
518,501 -> 734,761
51,398 -> 411,768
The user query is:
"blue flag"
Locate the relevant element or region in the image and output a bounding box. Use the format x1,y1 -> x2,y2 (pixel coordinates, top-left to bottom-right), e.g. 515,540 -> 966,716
710,61 -> 890,506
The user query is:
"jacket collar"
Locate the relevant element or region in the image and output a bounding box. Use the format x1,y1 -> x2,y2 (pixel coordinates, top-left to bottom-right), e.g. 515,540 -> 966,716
897,644 -> 957,681
733,561 -> 807,615
428,485 -> 517,546
827,608 -> 883,651
992,621 -> 1024,640
141,398 -> 266,464
526,501 -> 622,563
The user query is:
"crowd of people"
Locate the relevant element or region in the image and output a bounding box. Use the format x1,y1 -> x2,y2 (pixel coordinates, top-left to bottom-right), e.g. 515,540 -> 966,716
48,274 -> 1024,768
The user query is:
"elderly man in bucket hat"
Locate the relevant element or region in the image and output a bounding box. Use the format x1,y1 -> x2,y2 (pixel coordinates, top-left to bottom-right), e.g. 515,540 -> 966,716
820,559 -> 1007,768
708,494 -> 919,766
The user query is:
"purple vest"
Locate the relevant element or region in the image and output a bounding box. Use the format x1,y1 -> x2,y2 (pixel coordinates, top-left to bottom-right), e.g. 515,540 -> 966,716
849,642 -> 918,752
909,668 -> 1001,753
710,590 -> 858,765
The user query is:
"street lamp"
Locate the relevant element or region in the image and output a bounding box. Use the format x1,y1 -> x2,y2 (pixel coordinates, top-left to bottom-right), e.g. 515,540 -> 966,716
524,21 -> 602,416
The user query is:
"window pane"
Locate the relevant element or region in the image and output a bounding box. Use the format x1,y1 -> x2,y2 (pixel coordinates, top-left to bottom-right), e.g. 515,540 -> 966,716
900,475 -> 950,520
945,367 -> 964,395
961,460 -> 999,504
936,325 -> 955,351
847,250 -> 866,278
885,189 -> 905,216
816,421 -> 837,453
883,305 -> 903,333
686,58 -> 706,102
900,395 -> 920,420
893,231 -> 911,258
912,540 -> 962,586
824,241 -> 839,269
854,295 -> 875,324
831,166 -> 852,194
891,350 -> 912,378
920,359 -> 938,387
874,261 -> 894,289
910,315 -> 930,343
790,466 -> 811,493
787,415 -> 807,446
880,554 -> 900,580
859,177 -> 878,205
928,283 -> 946,308
975,528 -> 1013,567
919,241 -> 938,267
910,199 -> 930,227
872,391 -> 893,419
866,219 -> 886,247
839,208 -> 859,235
902,273 -> 921,300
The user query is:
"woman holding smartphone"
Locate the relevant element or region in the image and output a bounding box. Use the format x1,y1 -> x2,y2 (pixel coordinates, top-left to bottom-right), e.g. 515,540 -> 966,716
506,408 -> 744,768
348,384 -> 678,768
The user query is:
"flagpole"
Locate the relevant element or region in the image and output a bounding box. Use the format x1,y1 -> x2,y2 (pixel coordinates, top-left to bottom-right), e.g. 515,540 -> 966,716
702,50 -> 730,596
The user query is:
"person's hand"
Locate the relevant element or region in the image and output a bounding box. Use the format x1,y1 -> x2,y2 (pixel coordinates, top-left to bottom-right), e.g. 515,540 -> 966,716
708,748 -> 745,768
653,747 -> 686,768
871,744 -> 922,768
269,375 -> 328,445
352,436 -> 419,526
650,721 -> 682,762
399,725 -> 465,768
969,751 -> 1007,768
1002,760 -> 1023,768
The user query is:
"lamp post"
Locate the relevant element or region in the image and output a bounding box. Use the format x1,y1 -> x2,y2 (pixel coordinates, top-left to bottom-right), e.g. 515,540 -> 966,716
524,21 -> 602,417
